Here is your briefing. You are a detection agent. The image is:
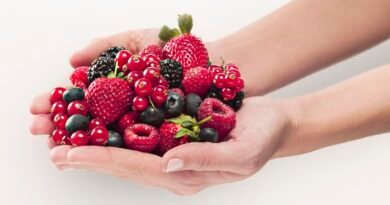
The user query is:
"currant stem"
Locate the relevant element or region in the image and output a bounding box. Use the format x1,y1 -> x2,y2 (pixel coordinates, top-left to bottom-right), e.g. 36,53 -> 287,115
197,116 -> 212,126
148,96 -> 156,110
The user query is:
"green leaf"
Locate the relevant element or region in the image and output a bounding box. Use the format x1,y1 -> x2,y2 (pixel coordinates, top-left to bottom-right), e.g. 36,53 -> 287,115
178,14 -> 193,34
167,118 -> 185,125
107,71 -> 116,78
181,121 -> 195,128
159,26 -> 181,42
175,128 -> 194,138
117,72 -> 124,78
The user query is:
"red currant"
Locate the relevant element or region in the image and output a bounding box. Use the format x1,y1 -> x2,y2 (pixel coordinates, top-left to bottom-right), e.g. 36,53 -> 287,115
158,77 -> 169,88
225,63 -> 239,72
208,65 -> 224,77
143,67 -> 161,85
134,78 -> 153,97
213,73 -> 226,89
51,129 -> 70,145
132,96 -> 148,111
226,69 -> 241,77
118,112 -> 136,134
67,100 -> 89,116
151,85 -> 168,106
235,77 -> 245,91
53,113 -> 68,129
115,50 -> 132,70
221,88 -> 236,101
89,118 -> 105,130
70,131 -> 89,146
90,126 -> 109,146
127,55 -> 146,71
50,101 -> 67,118
50,87 -> 66,104
142,54 -> 160,68
127,71 -> 143,87
224,73 -> 239,88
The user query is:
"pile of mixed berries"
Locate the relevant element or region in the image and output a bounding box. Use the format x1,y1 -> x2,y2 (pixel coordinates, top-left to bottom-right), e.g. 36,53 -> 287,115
49,14 -> 245,155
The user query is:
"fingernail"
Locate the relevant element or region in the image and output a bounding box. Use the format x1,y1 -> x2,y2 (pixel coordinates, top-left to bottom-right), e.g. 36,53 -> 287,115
165,158 -> 183,173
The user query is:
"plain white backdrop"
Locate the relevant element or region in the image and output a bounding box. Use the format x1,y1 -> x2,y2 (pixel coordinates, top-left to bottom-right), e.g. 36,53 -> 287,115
0,0 -> 389,204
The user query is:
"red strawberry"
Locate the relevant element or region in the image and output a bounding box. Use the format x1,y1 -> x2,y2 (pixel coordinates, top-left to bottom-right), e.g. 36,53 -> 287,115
70,66 -> 89,88
140,44 -> 163,59
198,98 -> 236,141
86,78 -> 133,124
159,14 -> 208,72
182,67 -> 212,96
156,121 -> 189,155
124,124 -> 160,152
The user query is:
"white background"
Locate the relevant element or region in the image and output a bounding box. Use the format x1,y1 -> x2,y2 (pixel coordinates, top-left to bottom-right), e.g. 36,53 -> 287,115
1,0 -> 389,204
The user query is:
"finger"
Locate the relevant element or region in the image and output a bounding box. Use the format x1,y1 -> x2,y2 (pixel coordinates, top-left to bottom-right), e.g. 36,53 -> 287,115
30,115 -> 55,135
69,31 -> 138,68
50,145 -> 73,164
162,141 -> 244,173
47,137 -> 56,150
30,93 -> 51,115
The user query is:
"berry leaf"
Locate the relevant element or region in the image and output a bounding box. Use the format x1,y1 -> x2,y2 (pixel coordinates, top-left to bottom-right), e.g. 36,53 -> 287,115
117,72 -> 124,78
175,128 -> 195,138
178,14 -> 193,34
159,26 -> 181,42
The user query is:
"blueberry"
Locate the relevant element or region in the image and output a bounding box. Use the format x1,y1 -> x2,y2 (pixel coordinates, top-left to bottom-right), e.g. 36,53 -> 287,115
65,114 -> 89,134
185,93 -> 202,117
107,131 -> 124,148
164,93 -> 184,117
199,128 -> 219,143
63,87 -> 85,103
139,106 -> 165,127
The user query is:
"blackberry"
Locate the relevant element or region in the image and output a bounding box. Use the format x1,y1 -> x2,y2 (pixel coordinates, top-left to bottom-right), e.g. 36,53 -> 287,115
226,91 -> 244,111
160,59 -> 183,88
100,46 -> 125,59
206,85 -> 222,100
88,57 -> 115,82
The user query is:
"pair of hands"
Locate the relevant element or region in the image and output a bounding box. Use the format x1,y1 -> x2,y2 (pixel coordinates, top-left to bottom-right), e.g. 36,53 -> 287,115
30,29 -> 295,195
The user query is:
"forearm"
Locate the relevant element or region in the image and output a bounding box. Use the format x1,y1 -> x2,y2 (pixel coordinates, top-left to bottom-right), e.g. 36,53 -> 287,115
208,0 -> 390,96
276,64 -> 390,157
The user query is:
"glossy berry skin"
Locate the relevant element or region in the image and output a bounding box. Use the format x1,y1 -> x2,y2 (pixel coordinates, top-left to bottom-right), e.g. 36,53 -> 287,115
70,66 -> 89,88
50,101 -> 68,118
143,67 -> 161,85
208,65 -> 224,77
124,124 -> 160,152
127,71 -> 143,87
235,78 -> 245,91
140,44 -> 163,59
156,122 -> 188,155
117,112 -> 136,134
115,50 -> 132,70
225,63 -> 239,72
221,88 -> 236,101
63,87 -> 85,103
226,69 -> 241,77
199,128 -> 219,143
224,73 -> 239,88
65,114 -> 89,134
142,54 -> 160,68
185,93 -> 202,117
90,126 -> 109,146
132,96 -> 148,111
139,106 -> 165,127
134,78 -> 153,97
182,67 -> 213,96
70,131 -> 89,146
158,77 -> 169,88
198,98 -> 236,140
89,118 -> 105,130
51,129 -> 70,145
67,100 -> 89,116
107,131 -> 124,148
164,92 -> 184,117
213,73 -> 226,89
126,55 -> 146,71
169,88 -> 185,98
50,87 -> 66,104
53,113 -> 68,129
151,85 -> 168,106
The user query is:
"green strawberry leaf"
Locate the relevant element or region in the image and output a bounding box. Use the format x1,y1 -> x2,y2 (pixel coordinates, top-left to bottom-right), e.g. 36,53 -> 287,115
159,26 -> 181,42
175,128 -> 194,138
178,14 -> 193,34
117,72 -> 124,78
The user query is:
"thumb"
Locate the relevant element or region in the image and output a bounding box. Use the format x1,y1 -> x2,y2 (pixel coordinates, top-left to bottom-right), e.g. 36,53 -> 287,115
161,141 -> 242,173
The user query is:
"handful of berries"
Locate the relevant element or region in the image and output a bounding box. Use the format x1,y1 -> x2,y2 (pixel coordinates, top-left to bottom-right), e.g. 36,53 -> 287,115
49,14 -> 245,155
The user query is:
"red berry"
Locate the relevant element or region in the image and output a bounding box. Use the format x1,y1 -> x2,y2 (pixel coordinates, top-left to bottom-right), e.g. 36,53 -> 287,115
67,100 -> 89,116
140,44 -> 163,59
127,55 -> 146,71
115,50 -> 132,70
132,96 -> 148,111
124,124 -> 160,152
142,54 -> 160,68
226,69 -> 241,77
158,77 -> 169,88
70,67 -> 89,88
117,112 -> 136,134
50,101 -> 67,118
224,73 -> 239,88
225,63 -> 239,72
182,67 -> 213,96
50,87 -> 66,104
151,85 -> 168,106
235,78 -> 245,91
213,73 -> 226,89
127,71 -> 143,87
51,129 -> 70,145
169,88 -> 185,98
134,78 -> 153,97
155,122 -> 189,155
89,118 -> 105,130
70,131 -> 89,146
143,67 -> 161,85
208,65 -> 224,77
53,113 -> 68,129
221,88 -> 236,101
90,126 -> 109,146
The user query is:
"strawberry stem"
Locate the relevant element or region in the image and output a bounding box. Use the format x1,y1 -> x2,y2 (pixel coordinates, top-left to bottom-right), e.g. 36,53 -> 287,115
197,116 -> 212,126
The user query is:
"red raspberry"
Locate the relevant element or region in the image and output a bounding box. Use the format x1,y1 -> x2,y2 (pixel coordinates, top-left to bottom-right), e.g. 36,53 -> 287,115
140,44 -> 163,59
124,124 -> 160,152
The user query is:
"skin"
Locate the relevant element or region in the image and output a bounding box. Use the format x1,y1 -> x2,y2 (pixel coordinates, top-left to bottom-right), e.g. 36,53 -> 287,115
30,0 -> 390,195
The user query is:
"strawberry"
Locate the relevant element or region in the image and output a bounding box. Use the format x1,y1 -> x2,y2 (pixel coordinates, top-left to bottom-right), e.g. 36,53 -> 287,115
86,77 -> 133,124
159,14 -> 209,72
124,124 -> 159,152
70,66 -> 89,88
182,66 -> 212,96
198,98 -> 236,141
140,44 -> 163,59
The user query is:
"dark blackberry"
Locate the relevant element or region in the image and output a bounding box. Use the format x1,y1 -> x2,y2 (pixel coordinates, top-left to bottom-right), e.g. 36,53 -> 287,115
226,91 -> 244,111
206,85 -> 222,100
88,57 -> 115,82
100,46 -> 125,59
160,59 -> 183,88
